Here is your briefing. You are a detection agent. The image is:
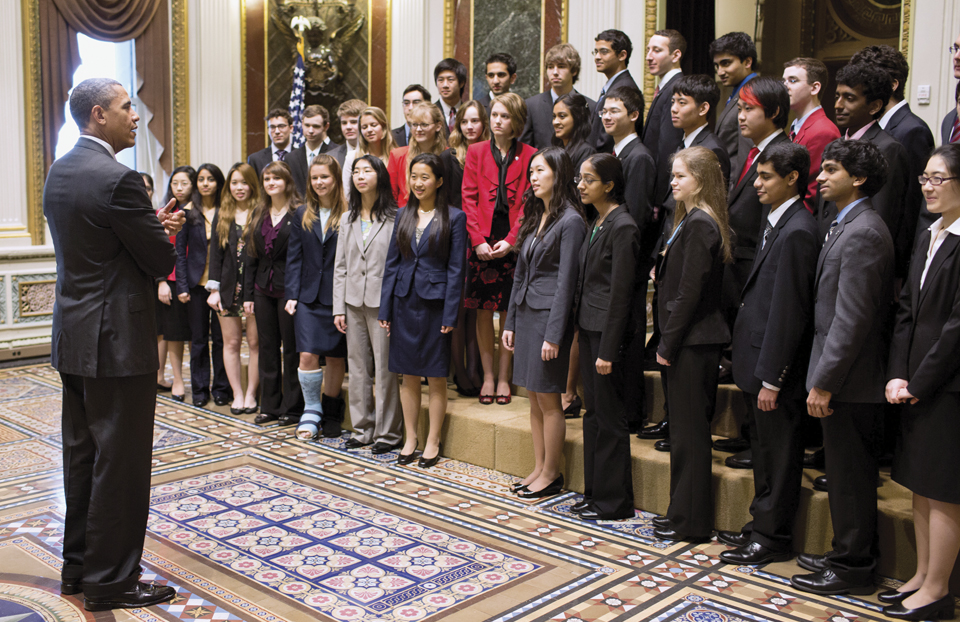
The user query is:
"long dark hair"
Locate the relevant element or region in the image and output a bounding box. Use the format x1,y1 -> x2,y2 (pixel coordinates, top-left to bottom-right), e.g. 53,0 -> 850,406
164,165 -> 199,209
246,161 -> 302,257
347,155 -> 397,223
516,147 -> 584,249
550,92 -> 592,150
396,153 -> 451,260
188,163 -> 225,225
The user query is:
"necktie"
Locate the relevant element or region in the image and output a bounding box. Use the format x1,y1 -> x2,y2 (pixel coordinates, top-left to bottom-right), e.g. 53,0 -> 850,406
654,84 -> 660,98
951,115 -> 960,143
736,147 -> 761,187
790,128 -> 797,141
599,87 -> 606,101
824,220 -> 838,243
761,221 -> 773,249
448,107 -> 456,133
276,149 -> 287,162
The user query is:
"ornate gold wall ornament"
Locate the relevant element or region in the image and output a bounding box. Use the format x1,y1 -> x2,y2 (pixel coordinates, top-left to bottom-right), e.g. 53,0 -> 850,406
14,277 -> 56,321
22,0 -> 44,246
643,0 -> 657,115
171,0 -> 189,167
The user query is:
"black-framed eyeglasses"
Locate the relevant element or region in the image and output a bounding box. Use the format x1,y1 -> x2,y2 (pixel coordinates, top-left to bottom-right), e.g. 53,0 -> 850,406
919,175 -> 959,186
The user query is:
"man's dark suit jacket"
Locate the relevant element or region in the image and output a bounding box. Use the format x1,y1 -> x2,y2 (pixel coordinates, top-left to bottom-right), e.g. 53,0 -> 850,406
248,146 -> 278,179
617,137 -> 657,241
732,200 -> 819,399
521,89 -> 597,150
806,198 -> 894,403
717,94 -> 753,173
476,91 -> 493,116
573,205 -> 641,362
44,138 -> 176,377
392,125 -> 408,148
942,108 -> 958,145
592,71 -> 640,153
883,103 -> 935,241
435,99 -> 456,139
642,72 -> 685,202
288,141 -> 341,196
889,227 -> 960,400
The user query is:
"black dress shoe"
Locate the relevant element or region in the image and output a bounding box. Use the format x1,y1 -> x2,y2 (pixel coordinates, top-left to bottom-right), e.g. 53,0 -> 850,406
254,412 -> 279,425
654,439 -> 671,452
396,451 -> 418,465
803,447 -> 825,469
883,594 -> 954,620
719,541 -> 793,565
345,438 -> 372,449
717,530 -> 750,547
725,450 -> 753,469
579,508 -> 633,521
796,552 -> 828,572
84,582 -> 176,612
878,589 -> 918,604
518,475 -> 564,499
813,474 -> 828,492
214,396 -> 231,407
418,443 -> 442,468
652,516 -> 671,529
61,579 -> 82,595
638,421 -> 669,439
563,395 -> 582,418
653,527 -> 711,543
790,568 -> 875,596
192,396 -> 210,408
371,441 -> 402,455
713,436 -> 750,453
571,499 -> 592,513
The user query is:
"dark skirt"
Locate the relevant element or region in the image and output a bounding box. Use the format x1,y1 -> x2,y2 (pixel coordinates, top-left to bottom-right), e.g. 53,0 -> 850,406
294,301 -> 347,358
464,210 -> 514,311
512,303 -> 574,394
892,391 -> 960,504
388,289 -> 451,378
157,280 -> 191,341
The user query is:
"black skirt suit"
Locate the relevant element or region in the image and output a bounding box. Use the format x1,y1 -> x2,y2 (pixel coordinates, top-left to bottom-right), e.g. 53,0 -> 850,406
656,207 -> 730,538
573,205 -> 642,517
286,206 -> 347,358
379,207 -> 468,377
889,226 -> 960,503
207,214 -> 248,313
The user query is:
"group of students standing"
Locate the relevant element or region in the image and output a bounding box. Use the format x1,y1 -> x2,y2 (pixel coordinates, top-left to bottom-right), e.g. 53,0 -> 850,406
145,26 -> 960,621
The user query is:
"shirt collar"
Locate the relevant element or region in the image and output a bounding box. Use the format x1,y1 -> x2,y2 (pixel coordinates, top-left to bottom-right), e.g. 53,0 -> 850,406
791,105 -> 821,135
438,99 -> 458,120
836,196 -> 868,223
613,132 -> 638,156
767,195 -> 800,228
929,216 -> 960,238
878,99 -> 908,129
602,69 -> 628,96
306,136 -> 329,157
271,141 -> 290,156
79,135 -> 116,160
845,120 -> 876,140
755,129 -> 783,153
659,68 -> 682,89
728,72 -> 758,103
683,123 -> 708,148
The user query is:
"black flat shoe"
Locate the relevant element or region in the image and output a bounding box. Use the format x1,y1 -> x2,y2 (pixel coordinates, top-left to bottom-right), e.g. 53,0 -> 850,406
156,383 -> 172,392
278,413 -> 300,426
719,541 -> 793,565
345,438 -> 372,449
563,395 -> 582,418
371,441 -> 403,455
61,579 -> 82,595
517,475 -> 564,499
653,527 -> 711,543
883,594 -> 955,620
397,451 -> 418,465
243,404 -> 259,414
652,516 -> 671,529
254,412 -> 279,425
717,530 -> 750,547
84,582 -> 176,612
790,568 -> 875,596
796,552 -> 828,572
171,394 -> 185,402
571,499 -> 592,513
638,420 -> 669,439
879,589 -> 918,604
230,406 -> 244,415
418,443 -> 443,469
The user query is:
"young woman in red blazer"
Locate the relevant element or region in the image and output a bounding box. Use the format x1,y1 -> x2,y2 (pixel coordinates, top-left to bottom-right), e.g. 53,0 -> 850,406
462,92 -> 537,404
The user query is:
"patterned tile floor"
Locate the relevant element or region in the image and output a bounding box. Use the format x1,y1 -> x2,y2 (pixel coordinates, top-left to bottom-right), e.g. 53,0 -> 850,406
0,363 -> 924,622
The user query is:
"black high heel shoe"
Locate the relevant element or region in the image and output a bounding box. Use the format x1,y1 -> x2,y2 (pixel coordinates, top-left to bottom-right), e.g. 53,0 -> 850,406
170,394 -> 185,402
454,376 -> 481,398
418,443 -> 443,468
878,589 -> 918,604
883,594 -> 954,620
397,451 -> 418,465
518,475 -> 564,499
509,482 -> 528,493
563,396 -> 582,418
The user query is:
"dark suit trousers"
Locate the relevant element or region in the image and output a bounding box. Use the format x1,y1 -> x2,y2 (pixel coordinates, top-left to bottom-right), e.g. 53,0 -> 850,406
621,293 -> 647,426
578,329 -> 635,516
254,291 -> 303,417
60,372 -> 156,598
740,395 -> 805,550
664,344 -> 721,537
822,401 -> 882,583
187,284 -> 229,400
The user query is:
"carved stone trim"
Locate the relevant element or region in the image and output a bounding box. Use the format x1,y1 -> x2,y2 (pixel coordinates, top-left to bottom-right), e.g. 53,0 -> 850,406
900,0 -> 910,59
12,275 -> 56,323
241,0 -> 248,157
561,0 -> 568,44
171,0 -> 190,167
21,0 -> 44,245
444,0 -> 455,60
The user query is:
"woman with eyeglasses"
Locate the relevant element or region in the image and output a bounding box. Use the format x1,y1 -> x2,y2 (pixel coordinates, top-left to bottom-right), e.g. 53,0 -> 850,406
387,103 -> 448,208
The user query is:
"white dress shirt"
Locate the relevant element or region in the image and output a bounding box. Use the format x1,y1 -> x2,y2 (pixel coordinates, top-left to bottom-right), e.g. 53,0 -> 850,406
921,217 -> 960,288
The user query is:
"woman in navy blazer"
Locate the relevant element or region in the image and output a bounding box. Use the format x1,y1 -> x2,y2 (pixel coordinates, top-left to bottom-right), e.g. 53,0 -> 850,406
502,147 -> 586,499
175,163 -> 230,408
286,154 -> 348,441
883,146 -> 960,620
380,153 -> 467,468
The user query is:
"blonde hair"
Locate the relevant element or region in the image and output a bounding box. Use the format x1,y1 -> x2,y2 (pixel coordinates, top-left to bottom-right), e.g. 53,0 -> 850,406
356,106 -> 396,162
491,93 -> 528,138
672,146 -> 733,263
448,100 -> 490,167
303,154 -> 347,234
218,162 -> 260,248
406,102 -> 448,179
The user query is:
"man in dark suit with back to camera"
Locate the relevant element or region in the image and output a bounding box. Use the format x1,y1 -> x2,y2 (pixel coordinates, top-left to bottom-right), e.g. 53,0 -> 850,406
592,29 -> 640,153
391,84 -> 431,149
717,142 -> 819,566
941,34 -> 960,145
522,43 -> 597,149
711,32 -> 759,172
44,78 -> 185,611
477,53 -> 518,114
435,58 -> 467,138
791,139 -> 893,597
287,104 -> 340,196
643,29 -> 686,202
248,108 -> 294,178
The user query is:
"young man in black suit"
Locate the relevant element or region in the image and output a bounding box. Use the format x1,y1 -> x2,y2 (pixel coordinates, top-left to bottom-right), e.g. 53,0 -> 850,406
288,104 -> 340,196
710,32 -> 758,171
248,109 -> 294,178
477,53 -> 517,114
434,58 -> 467,137
792,139 -> 893,597
521,43 -> 596,149
391,84 -> 431,148
44,78 -> 185,611
592,29 -> 640,153
643,29 -> 686,202
941,33 -> 960,146
718,142 -> 819,566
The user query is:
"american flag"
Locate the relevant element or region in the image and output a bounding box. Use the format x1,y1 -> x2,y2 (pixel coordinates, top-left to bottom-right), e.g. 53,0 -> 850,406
288,45 -> 306,149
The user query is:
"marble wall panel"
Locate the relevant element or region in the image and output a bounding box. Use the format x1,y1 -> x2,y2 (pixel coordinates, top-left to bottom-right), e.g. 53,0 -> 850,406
471,0 -> 542,100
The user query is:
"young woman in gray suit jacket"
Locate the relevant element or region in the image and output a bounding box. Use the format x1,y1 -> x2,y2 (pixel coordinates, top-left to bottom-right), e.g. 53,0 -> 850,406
333,155 -> 402,454
502,148 -> 586,499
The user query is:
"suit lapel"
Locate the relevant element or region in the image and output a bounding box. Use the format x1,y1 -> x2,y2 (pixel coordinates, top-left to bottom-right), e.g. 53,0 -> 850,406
911,230 -> 930,312
352,217 -> 365,254
815,217 -> 844,286
919,234 -> 960,307
743,202 -> 799,291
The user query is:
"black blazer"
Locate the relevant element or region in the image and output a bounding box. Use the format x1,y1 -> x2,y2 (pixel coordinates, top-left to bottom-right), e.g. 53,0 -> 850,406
642,72 -> 685,202
285,205 -> 339,306
655,207 -> 730,361
287,141 -> 341,197
884,103 -> 935,252
617,137 -> 658,252
521,89 -> 597,150
440,148 -> 464,209
564,140 -> 597,172
207,213 -> 247,309
728,132 -> 791,265
505,206 -> 587,343
592,71 -> 640,153
731,201 -> 819,398
942,109 -> 958,146
391,125 -> 408,148
889,228 -> 960,400
243,211 -> 295,301
44,138 -> 175,377
247,146 -> 276,179
476,91 -> 493,116
174,206 -> 213,295
573,205 -> 641,361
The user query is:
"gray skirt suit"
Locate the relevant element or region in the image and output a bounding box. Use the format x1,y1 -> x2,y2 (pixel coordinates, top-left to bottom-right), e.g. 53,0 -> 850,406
505,205 -> 586,393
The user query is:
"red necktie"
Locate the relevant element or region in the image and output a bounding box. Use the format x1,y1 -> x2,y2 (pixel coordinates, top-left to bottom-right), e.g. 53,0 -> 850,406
736,147 -> 760,187
448,107 -> 456,133
654,85 -> 660,98
951,116 -> 960,143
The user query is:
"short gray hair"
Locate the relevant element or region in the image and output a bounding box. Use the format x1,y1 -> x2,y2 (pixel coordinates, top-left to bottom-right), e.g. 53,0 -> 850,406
69,78 -> 123,128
